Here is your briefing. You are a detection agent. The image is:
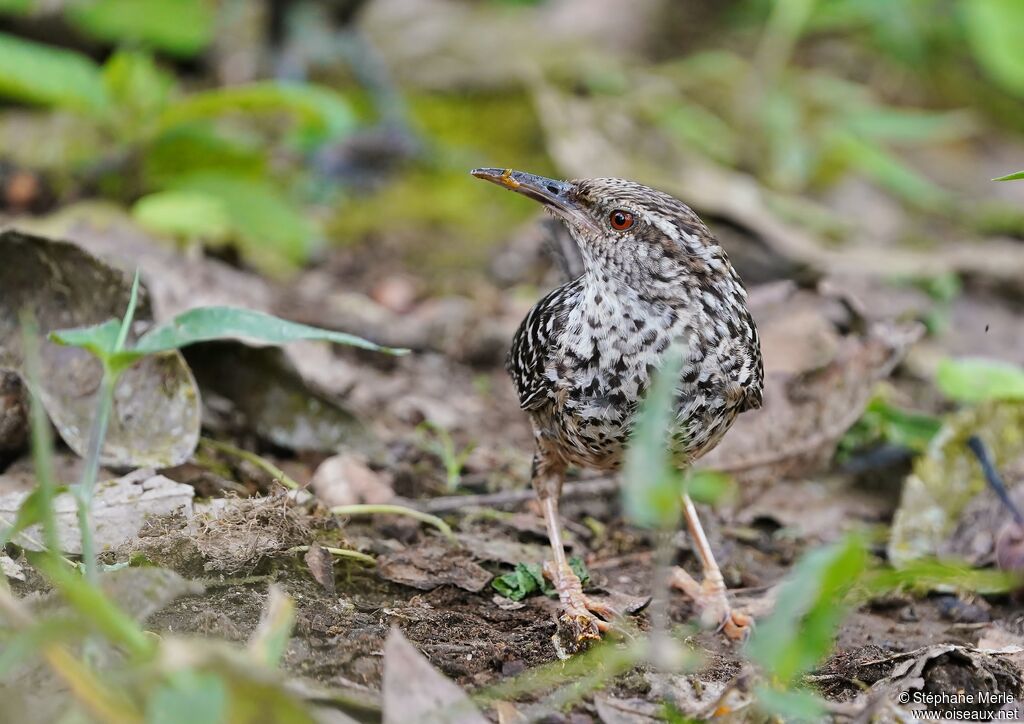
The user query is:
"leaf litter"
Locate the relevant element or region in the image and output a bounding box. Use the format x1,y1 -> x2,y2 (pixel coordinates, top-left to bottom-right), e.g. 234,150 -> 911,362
3,184 -> 1024,721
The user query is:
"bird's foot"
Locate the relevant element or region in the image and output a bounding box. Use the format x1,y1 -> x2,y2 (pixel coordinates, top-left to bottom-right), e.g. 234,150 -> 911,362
543,561 -> 618,658
671,566 -> 752,642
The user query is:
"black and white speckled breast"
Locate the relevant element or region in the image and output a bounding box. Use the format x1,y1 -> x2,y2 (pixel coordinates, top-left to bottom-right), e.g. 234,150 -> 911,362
507,270 -> 761,471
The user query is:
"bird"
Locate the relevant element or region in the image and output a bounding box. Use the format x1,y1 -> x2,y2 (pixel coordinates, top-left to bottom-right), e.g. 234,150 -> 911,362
471,168 -> 764,650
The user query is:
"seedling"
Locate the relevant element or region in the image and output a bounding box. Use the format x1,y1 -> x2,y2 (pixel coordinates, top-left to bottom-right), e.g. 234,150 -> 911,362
47,270 -> 406,581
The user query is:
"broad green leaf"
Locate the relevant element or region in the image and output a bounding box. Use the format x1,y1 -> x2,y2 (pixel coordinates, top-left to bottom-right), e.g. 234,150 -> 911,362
133,190 -> 232,241
67,0 -> 213,57
166,172 -> 317,273
0,32 -> 108,112
747,534 -> 867,683
143,125 -> 266,187
994,171 -> 1024,182
936,358 -> 1024,403
961,0 -> 1024,97
623,346 -> 686,529
134,306 -> 407,356
866,558 -> 1018,597
157,82 -> 355,141
148,671 -> 228,724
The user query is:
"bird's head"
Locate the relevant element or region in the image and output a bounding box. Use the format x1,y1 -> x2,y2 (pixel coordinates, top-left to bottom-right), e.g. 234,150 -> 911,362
471,168 -> 737,300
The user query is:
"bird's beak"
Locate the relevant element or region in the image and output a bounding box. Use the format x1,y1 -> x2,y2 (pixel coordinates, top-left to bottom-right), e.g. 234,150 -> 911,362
471,167 -> 599,234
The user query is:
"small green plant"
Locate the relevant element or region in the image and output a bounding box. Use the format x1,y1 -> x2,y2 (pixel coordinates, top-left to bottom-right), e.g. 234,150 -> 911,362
45,272 -> 405,580
747,534 -> 868,721
839,394 -> 942,458
492,557 -> 589,602
995,171 -> 1024,181
0,319 -> 324,721
0,34 -> 354,274
415,420 -> 476,492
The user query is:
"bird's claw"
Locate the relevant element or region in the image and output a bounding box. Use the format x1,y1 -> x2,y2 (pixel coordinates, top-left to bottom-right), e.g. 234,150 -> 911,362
671,566 -> 752,642
543,561 -> 617,657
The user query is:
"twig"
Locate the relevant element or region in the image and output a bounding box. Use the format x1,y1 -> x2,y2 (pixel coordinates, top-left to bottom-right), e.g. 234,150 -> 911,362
399,477 -> 620,514
968,436 -> 1024,527
330,504 -> 456,542
200,437 -> 301,491
287,545 -> 375,566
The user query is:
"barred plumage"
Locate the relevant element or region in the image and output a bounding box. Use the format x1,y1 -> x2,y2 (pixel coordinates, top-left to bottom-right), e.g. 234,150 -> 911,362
475,168 -> 764,650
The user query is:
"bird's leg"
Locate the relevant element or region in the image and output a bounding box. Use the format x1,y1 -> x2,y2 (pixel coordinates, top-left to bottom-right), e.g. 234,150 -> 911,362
532,456 -> 616,653
672,493 -> 752,641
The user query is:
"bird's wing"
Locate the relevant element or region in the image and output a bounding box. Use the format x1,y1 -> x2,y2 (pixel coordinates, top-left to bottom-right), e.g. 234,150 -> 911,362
506,278 -> 581,411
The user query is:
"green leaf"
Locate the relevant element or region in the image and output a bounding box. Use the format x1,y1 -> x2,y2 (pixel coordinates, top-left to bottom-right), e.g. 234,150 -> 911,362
48,273 -> 143,373
840,397 -> 941,456
747,534 -> 867,683
143,125 -> 266,188
67,0 -> 213,57
166,172 -> 318,273
157,82 -> 355,142
148,671 -> 228,724
623,346 -> 686,529
48,319 -> 130,365
994,171 -> 1024,182
134,306 -> 407,356
0,32 -> 108,112
491,563 -> 541,601
961,0 -> 1024,97
132,190 -> 232,241
492,558 -> 589,601
936,358 -> 1024,403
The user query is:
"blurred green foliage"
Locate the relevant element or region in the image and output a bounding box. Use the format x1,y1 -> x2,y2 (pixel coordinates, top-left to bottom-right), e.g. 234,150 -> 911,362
748,534 -> 867,720
0,32 -> 353,274
936,358 -> 1024,403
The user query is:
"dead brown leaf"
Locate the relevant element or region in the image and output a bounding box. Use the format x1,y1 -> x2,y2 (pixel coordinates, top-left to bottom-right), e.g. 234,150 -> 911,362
377,541 -> 492,592
382,627 -> 488,724
310,453 -> 394,508
304,543 -> 336,594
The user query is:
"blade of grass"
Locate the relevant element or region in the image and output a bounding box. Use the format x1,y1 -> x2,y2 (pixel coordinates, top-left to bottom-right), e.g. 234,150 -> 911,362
200,438 -> 300,491
329,504 -> 455,542
286,545 -> 375,566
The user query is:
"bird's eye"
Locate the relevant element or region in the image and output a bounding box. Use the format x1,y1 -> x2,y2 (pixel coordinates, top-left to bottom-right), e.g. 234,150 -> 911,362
609,210 -> 634,231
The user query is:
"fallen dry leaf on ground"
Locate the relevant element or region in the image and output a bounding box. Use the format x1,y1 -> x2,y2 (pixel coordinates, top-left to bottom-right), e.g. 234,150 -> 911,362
310,453 -> 394,507
377,541 -> 492,592
382,627 -> 488,724
0,229 -> 201,467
